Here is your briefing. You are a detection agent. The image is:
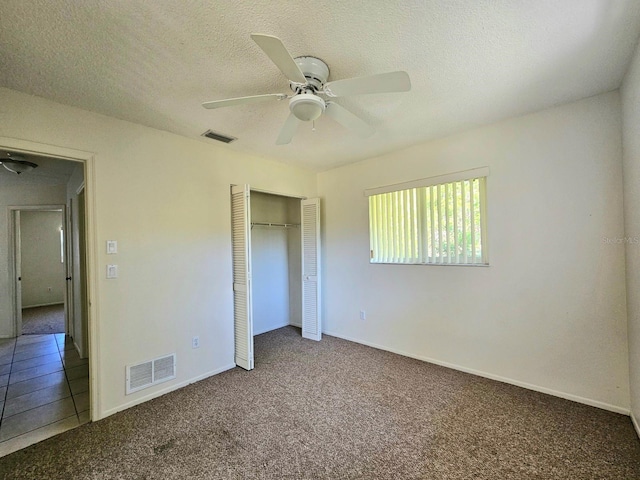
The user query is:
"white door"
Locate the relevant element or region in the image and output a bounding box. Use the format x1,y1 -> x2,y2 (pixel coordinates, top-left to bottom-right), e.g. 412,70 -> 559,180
13,211 -> 23,336
301,198 -> 321,341
231,185 -> 254,370
66,200 -> 75,338
78,190 -> 89,358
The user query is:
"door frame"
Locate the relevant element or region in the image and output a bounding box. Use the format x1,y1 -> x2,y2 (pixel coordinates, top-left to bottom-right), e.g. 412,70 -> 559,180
0,136 -> 99,420
66,198 -> 75,339
9,205 -> 68,337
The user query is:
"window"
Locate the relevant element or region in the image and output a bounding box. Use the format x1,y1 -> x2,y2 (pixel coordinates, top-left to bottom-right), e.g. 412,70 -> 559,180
366,168 -> 488,265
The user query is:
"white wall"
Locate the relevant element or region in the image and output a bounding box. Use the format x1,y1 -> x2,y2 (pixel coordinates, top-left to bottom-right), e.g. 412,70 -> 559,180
251,192 -> 291,335
318,91 -> 629,412
0,87 -> 317,419
20,210 -> 65,308
622,39 -> 640,429
0,184 -> 66,336
250,192 -> 302,335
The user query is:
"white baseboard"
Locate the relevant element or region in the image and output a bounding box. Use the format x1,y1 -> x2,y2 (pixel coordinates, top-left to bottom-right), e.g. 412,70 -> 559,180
289,321 -> 302,328
324,330 -> 630,416
254,321 -> 290,336
98,363 -> 236,420
73,340 -> 81,357
23,302 -> 64,309
631,411 -> 640,439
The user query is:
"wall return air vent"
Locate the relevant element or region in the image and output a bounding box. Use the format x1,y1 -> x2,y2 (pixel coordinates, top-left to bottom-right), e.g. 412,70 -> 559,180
202,129 -> 237,144
126,354 -> 176,395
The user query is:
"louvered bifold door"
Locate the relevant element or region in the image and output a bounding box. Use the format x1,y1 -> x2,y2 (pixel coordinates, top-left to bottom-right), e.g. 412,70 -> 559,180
301,198 -> 321,341
231,185 -> 254,370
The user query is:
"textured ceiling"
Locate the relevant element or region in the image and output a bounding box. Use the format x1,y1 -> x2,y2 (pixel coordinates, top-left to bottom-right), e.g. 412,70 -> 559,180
1,1 -> 640,171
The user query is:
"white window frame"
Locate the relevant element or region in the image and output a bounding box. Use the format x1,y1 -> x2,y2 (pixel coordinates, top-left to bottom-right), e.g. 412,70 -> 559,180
365,167 -> 489,266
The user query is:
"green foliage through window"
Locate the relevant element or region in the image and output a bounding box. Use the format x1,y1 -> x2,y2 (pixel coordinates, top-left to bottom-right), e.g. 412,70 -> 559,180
369,177 -> 487,265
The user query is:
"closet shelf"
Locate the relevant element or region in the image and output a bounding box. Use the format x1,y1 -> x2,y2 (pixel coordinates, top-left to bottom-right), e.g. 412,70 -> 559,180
251,222 -> 300,228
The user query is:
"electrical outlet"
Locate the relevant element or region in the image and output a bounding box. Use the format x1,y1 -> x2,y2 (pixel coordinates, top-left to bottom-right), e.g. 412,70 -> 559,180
192,336 -> 200,349
360,310 -> 366,320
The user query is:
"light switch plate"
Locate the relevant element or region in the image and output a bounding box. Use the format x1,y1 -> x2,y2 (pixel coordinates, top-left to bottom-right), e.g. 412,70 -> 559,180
106,240 -> 118,254
106,265 -> 118,279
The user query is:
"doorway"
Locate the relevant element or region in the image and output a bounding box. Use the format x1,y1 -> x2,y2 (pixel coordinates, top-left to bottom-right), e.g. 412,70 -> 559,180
230,185 -> 321,371
14,208 -> 67,336
0,138 -> 96,455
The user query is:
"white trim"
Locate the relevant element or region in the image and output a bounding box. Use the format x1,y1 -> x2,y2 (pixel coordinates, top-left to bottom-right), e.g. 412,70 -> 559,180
100,363 -> 236,419
364,166 -> 490,197
324,330 -> 630,415
22,302 -> 65,309
8,204 -> 68,337
73,339 -> 82,357
250,186 -> 307,200
0,136 -> 94,162
632,411 -> 640,439
8,206 -> 63,212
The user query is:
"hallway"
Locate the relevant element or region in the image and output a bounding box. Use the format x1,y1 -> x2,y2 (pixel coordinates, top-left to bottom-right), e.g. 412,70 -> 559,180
21,304 -> 65,335
0,333 -> 89,456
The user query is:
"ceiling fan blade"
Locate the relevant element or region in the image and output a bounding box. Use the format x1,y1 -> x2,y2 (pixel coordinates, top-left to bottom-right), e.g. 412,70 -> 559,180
325,102 -> 375,137
324,71 -> 411,97
202,93 -> 287,109
276,113 -> 301,145
251,34 -> 307,84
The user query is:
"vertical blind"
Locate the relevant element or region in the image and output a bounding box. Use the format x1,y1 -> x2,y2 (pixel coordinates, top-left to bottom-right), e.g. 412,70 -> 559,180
368,175 -> 487,265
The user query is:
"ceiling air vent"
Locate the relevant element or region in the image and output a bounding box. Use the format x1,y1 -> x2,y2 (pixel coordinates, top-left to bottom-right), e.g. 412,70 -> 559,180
202,129 -> 237,144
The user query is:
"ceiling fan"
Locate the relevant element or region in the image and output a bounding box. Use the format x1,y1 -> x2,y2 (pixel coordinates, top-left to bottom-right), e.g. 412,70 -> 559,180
202,34 -> 411,145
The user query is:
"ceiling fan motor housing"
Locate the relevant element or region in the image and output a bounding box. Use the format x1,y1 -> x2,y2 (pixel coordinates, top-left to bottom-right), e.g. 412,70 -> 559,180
292,56 -> 330,91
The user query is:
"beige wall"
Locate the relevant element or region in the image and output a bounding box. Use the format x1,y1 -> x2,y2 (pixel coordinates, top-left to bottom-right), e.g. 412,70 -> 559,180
0,87 -> 317,419
1,84 -> 632,422
318,91 -> 629,412
622,38 -> 640,430
20,210 -> 65,308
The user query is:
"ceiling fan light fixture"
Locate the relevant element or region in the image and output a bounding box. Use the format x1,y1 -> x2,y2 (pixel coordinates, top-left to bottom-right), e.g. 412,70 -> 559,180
1,155 -> 38,175
289,93 -> 326,122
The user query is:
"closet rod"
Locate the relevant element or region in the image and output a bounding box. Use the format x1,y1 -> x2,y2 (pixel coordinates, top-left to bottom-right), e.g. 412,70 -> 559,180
251,222 -> 300,228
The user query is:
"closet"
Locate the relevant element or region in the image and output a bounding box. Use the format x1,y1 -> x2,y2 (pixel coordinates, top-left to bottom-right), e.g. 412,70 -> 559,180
231,185 -> 320,371
251,191 -> 301,335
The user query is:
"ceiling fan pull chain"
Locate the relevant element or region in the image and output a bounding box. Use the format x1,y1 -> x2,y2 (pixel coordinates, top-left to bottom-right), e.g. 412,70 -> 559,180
312,120 -> 316,132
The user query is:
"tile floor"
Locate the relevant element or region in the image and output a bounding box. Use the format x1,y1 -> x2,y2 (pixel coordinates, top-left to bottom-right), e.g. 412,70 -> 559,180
0,333 -> 89,457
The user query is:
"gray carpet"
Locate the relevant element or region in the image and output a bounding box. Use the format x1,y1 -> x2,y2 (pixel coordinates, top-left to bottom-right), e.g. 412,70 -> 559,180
1,326 -> 639,479
21,304 -> 65,335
